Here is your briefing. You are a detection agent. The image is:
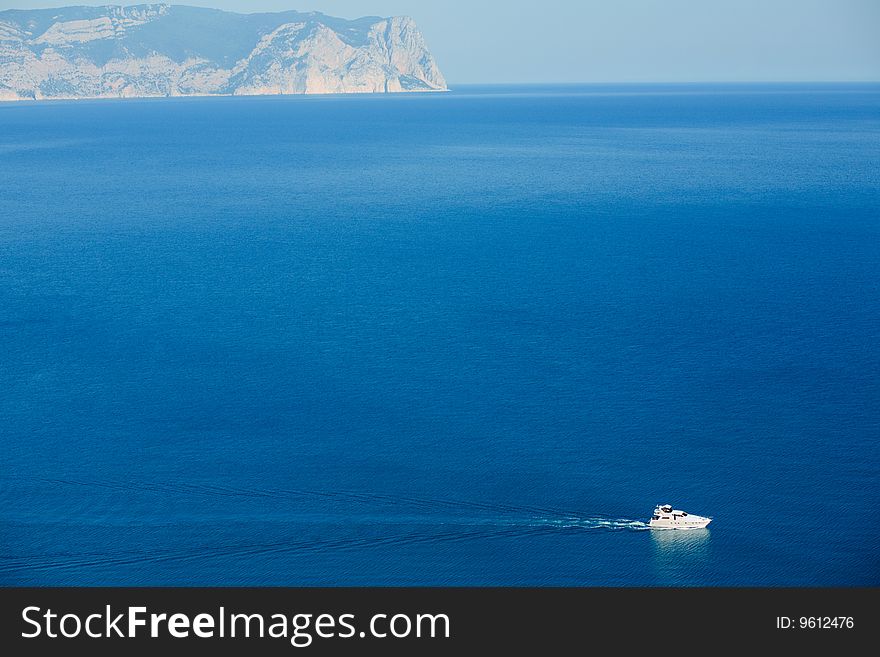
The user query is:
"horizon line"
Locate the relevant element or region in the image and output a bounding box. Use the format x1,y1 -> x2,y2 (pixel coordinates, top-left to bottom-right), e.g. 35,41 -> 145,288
445,81 -> 880,87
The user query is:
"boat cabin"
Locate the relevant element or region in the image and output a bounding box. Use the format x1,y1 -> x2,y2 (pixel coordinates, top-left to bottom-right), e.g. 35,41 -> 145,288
652,504 -> 689,520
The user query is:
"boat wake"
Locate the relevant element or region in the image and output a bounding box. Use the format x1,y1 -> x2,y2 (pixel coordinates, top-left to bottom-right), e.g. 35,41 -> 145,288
0,477 -> 649,579
32,476 -> 650,531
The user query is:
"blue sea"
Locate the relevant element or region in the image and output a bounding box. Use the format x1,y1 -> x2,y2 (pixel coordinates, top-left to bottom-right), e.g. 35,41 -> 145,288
1,84 -> 878,586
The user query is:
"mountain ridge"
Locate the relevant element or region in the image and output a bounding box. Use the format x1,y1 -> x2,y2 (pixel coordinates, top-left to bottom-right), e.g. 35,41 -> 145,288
0,4 -> 447,100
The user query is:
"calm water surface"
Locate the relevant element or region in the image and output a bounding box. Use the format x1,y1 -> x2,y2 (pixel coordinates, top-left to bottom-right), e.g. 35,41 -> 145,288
1,84 -> 878,585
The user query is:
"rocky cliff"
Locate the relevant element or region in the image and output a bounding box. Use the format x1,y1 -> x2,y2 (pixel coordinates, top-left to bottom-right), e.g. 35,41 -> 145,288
0,4 -> 447,100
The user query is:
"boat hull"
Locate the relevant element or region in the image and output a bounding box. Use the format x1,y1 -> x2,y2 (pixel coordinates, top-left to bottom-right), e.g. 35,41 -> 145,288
649,517 -> 711,530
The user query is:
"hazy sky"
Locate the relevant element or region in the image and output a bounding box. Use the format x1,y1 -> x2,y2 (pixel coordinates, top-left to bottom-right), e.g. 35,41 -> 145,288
4,1 -> 879,83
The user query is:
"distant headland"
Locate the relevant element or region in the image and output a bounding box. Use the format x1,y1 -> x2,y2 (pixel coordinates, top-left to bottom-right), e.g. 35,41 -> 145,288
0,4 -> 448,101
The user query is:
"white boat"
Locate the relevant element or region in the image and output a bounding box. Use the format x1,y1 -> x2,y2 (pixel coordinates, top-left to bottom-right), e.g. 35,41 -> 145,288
649,504 -> 711,529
